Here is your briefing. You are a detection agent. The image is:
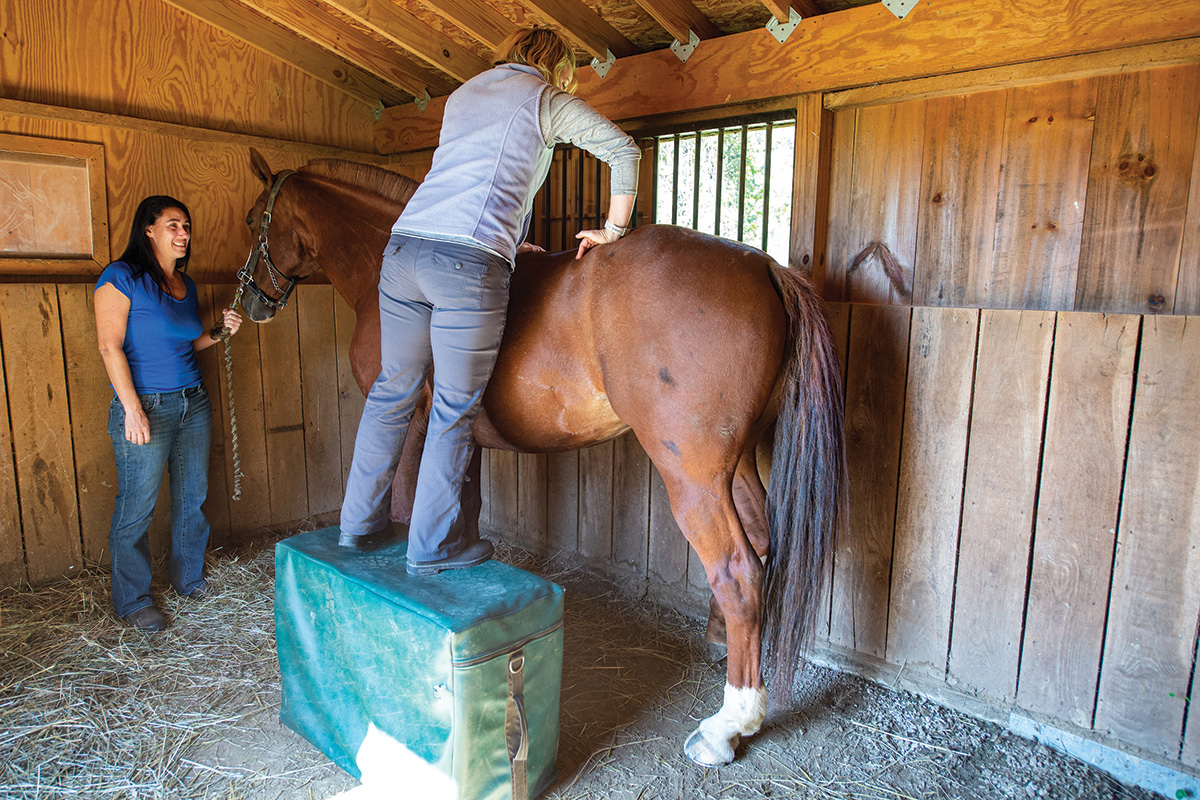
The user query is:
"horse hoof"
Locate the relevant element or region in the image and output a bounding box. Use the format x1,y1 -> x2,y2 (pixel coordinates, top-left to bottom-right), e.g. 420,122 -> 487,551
684,728 -> 735,767
702,640 -> 728,664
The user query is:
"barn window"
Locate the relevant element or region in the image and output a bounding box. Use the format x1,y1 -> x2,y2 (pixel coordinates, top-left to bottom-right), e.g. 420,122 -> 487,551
528,114 -> 796,266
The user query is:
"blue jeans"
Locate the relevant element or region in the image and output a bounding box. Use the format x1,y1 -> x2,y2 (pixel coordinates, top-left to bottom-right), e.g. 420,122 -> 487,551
108,385 -> 212,618
341,233 -> 510,561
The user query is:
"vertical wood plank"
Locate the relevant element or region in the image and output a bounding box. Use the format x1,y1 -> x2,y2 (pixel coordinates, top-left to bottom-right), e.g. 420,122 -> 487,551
0,312 -> 25,585
58,283 -> 116,563
258,305 -> 308,524
546,451 -> 579,553
949,309 -> 1054,702
1018,312 -> 1137,726
296,284 -> 342,517
333,292 -> 364,493
990,80 -> 1097,310
1096,315 -> 1200,758
1076,64 -> 1200,314
579,441 -> 614,562
647,462 -> 687,589
915,90 -> 1008,306
816,301 -> 851,641
612,430 -> 650,576
226,319 -> 271,534
829,304 -> 911,658
0,285 -> 82,582
886,306 -> 977,680
1171,101 -> 1200,316
517,452 -> 547,550
195,285 -> 232,550
490,450 -> 519,536
479,446 -> 492,528
826,101 -> 926,305
822,110 -> 857,302
790,92 -> 833,280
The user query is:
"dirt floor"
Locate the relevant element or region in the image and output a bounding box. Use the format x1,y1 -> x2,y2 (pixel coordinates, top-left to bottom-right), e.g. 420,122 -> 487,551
0,526 -> 1163,800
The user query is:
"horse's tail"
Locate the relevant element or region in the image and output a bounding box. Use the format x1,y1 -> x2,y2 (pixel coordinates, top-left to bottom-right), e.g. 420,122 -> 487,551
762,263 -> 847,700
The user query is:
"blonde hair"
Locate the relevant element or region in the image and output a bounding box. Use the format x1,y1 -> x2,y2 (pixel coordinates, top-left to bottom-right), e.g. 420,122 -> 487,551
495,27 -> 577,93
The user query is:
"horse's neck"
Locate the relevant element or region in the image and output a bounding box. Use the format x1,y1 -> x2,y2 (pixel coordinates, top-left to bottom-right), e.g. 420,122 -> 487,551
309,179 -> 404,310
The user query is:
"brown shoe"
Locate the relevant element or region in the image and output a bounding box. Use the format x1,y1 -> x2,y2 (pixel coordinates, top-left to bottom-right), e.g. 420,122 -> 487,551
123,605 -> 168,633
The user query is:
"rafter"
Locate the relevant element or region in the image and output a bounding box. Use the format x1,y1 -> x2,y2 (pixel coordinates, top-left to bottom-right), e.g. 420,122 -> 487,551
162,0 -> 410,107
632,0 -> 721,44
759,0 -> 822,22
519,0 -> 640,61
420,0 -> 517,51
318,0 -> 491,84
231,0 -> 457,97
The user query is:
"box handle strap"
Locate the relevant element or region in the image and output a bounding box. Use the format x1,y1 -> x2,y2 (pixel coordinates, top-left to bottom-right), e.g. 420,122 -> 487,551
506,650 -> 529,800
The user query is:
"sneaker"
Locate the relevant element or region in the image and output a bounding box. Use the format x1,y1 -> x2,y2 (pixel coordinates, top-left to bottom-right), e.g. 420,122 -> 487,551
123,605 -> 168,633
406,539 -> 494,577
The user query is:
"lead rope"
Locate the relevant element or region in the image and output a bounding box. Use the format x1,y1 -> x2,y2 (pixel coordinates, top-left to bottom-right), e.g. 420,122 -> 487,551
218,285 -> 245,500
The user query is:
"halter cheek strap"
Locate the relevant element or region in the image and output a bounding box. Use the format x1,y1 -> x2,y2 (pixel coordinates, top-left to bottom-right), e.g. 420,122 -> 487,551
237,169 -> 302,309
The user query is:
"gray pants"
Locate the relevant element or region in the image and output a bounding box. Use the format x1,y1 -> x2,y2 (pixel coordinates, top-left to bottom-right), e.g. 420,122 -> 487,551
340,233 -> 510,561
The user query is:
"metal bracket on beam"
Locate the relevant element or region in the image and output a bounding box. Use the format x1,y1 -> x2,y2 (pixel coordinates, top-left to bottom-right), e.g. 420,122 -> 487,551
670,29 -> 699,63
371,101 -> 385,122
766,6 -> 802,43
882,0 -> 917,19
414,88 -> 431,113
591,48 -> 616,79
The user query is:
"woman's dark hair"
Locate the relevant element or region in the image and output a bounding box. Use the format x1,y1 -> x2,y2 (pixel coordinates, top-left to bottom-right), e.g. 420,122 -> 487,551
117,195 -> 192,291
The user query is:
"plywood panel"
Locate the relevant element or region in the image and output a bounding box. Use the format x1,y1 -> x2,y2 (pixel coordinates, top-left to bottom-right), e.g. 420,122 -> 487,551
1096,315 -> 1200,758
195,285 -> 232,548
886,306 -> 977,680
333,292 -> 364,493
1172,101 -> 1200,316
0,285 -> 81,582
915,90 -> 1008,306
296,285 -> 342,517
547,452 -> 579,553
57,283 -> 116,562
258,306 -> 308,523
1018,312 -> 1137,726
517,453 -> 547,550
990,80 -> 1097,310
612,430 -> 650,575
826,101 -> 925,305
1076,64 -> 1200,314
949,310 -> 1054,702
579,441 -> 614,562
0,319 -> 24,586
830,304 -> 910,658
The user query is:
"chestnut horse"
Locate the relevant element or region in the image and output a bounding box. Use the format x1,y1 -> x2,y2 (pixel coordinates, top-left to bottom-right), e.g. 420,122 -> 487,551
239,150 -> 846,767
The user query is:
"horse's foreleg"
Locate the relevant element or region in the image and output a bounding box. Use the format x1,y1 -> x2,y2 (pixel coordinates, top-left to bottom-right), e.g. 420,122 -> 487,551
705,447 -> 770,649
669,480 -> 767,767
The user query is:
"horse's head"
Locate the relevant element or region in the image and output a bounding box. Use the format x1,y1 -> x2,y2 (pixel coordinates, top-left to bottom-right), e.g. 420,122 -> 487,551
239,148 -> 322,322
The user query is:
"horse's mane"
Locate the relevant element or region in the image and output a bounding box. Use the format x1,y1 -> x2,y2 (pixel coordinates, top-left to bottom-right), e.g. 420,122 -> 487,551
300,159 -> 419,206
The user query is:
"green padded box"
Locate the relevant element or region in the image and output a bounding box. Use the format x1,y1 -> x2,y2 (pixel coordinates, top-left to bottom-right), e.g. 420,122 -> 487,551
275,527 -> 563,800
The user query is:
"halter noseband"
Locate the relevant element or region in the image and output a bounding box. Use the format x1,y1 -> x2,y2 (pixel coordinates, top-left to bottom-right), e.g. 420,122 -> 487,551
237,169 -> 302,310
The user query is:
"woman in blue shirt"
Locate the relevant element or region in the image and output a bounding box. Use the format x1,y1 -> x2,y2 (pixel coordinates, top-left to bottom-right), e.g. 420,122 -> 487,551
338,27 -> 640,575
95,196 -> 242,632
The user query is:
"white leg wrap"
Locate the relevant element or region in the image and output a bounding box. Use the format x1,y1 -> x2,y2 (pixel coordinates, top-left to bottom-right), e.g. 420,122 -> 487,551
685,683 -> 767,767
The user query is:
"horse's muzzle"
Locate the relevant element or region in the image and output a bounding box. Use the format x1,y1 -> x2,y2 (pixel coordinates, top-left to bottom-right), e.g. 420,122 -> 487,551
241,290 -> 277,323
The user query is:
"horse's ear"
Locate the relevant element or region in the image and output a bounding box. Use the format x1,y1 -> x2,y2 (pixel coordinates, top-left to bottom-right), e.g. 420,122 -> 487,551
249,148 -> 273,187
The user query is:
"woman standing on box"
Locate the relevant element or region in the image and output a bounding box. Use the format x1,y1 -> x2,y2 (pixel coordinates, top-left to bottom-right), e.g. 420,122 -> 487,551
338,27 -> 640,575
95,195 -> 242,632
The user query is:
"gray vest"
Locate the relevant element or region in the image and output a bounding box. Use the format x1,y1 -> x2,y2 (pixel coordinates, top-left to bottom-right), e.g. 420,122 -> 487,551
393,65 -> 555,262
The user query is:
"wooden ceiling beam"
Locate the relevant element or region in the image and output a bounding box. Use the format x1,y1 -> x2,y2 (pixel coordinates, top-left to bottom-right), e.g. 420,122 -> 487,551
420,0 -> 518,51
375,0 -> 1200,153
519,0 -> 640,61
318,0 -> 490,84
163,0 -> 410,107
759,0 -> 822,22
632,0 -> 722,44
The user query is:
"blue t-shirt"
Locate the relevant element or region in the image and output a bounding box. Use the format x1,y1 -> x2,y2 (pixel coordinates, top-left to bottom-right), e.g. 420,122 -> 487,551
95,261 -> 204,393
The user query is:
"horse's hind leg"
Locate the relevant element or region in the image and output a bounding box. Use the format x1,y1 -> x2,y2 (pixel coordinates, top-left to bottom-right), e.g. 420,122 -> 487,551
659,468 -> 768,766
705,445 -> 771,649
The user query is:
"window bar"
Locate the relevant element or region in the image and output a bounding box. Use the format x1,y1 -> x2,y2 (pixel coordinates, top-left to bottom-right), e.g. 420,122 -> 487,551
541,161 -> 552,250
576,149 -> 585,240
737,125 -> 748,244
714,128 -> 725,236
594,156 -> 604,229
691,131 -> 701,230
762,123 -> 774,252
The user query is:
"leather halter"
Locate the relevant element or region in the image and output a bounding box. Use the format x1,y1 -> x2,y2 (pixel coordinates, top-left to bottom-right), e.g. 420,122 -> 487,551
237,169 -> 302,310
